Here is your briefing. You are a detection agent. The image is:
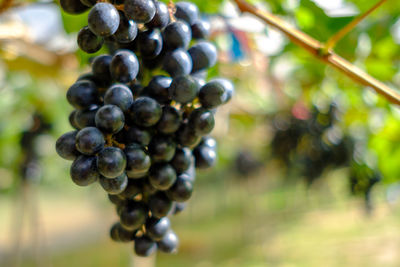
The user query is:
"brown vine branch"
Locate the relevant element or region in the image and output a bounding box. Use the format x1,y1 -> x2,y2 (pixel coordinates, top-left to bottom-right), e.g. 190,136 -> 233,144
324,0 -> 387,51
233,0 -> 400,106
0,0 -> 14,14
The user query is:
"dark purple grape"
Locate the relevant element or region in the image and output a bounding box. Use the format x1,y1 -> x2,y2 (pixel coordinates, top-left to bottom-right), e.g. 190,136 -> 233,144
145,75 -> 172,104
80,0 -> 96,7
172,202 -> 186,215
124,0 -> 156,23
176,123 -> 201,148
175,1 -> 199,25
162,49 -> 192,78
138,29 -> 163,59
166,173 -> 193,202
157,230 -> 179,253
198,79 -> 231,109
156,106 -> 181,134
69,110 -> 79,130
76,127 -> 105,155
97,147 -> 127,178
110,222 -> 136,242
149,163 -> 177,190
188,108 -> 215,135
125,144 -> 151,179
163,21 -> 191,49
119,178 -> 141,199
56,131 -> 80,160
74,105 -> 98,129
145,1 -> 169,29
134,236 -> 157,256
67,80 -> 99,110
188,41 -> 217,73
99,173 -> 128,194
145,217 -> 170,241
70,155 -> 99,186
77,26 -> 104,54
129,97 -> 162,127
193,145 -> 216,169
148,191 -> 173,218
104,84 -> 134,113
95,105 -> 125,134
110,50 -> 139,83
169,75 -> 199,104
92,55 -> 113,87
170,147 -> 192,174
148,135 -> 176,162
114,11 -> 138,44
191,19 -> 210,39
120,201 -> 148,230
88,3 -> 120,37
123,126 -> 153,146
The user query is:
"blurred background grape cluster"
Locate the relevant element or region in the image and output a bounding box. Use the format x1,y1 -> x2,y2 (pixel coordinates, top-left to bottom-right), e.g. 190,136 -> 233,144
2,0 -> 400,266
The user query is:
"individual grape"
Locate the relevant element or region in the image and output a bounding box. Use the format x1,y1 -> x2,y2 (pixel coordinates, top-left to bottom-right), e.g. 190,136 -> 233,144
69,110 -> 79,130
88,3 -> 120,37
145,1 -> 169,30
145,217 -> 170,241
124,0 -> 156,23
134,236 -> 157,257
110,222 -> 136,242
60,0 -> 89,14
163,21 -> 192,50
191,19 -> 210,39
157,230 -> 179,253
129,97 -> 162,127
166,173 -> 193,202
110,50 -> 139,83
172,202 -> 186,215
70,155 -> 99,186
92,55 -> 113,87
138,177 -> 158,195
188,108 -> 215,135
125,144 -> 151,179
129,82 -> 145,97
123,126 -> 153,146
200,136 -> 217,150
138,29 -> 163,59
149,163 -> 177,190
156,106 -> 181,134
67,80 -> 99,110
148,135 -> 176,162
76,127 -> 105,155
56,131 -> 80,160
162,49 -> 192,78
120,201 -> 148,230
188,42 -> 217,73
99,173 -> 128,194
97,147 -> 127,178
176,123 -> 201,148
119,178 -> 141,199
198,79 -> 230,109
170,147 -> 192,173
148,191 -> 173,218
175,2 -> 199,25
145,75 -> 172,104
104,84 -> 134,113
114,11 -> 138,44
142,51 -> 166,70
108,193 -> 126,205
77,26 -> 104,54
169,75 -> 199,104
74,105 -> 98,129
95,105 -> 125,133
193,145 -> 216,169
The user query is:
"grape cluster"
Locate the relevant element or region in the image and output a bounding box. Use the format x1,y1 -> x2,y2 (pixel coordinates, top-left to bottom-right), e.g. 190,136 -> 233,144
270,103 -> 381,209
57,0 -> 233,256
